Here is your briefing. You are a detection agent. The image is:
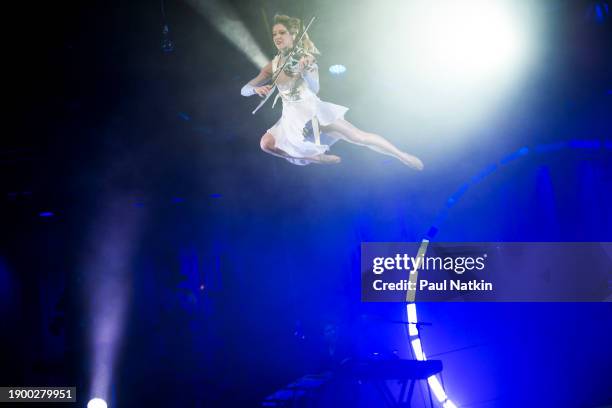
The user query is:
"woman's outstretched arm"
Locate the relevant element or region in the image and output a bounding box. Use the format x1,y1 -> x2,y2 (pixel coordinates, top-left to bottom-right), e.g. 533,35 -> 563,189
241,62 -> 273,96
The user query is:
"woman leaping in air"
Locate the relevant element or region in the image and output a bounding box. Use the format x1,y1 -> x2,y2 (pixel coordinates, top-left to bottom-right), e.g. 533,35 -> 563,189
241,14 -> 424,169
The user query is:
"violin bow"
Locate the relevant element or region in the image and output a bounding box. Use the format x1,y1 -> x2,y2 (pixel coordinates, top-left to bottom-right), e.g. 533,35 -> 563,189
252,16 -> 316,115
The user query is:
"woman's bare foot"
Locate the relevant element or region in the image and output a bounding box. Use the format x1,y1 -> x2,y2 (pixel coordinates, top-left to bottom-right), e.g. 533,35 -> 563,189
398,152 -> 424,170
306,153 -> 342,164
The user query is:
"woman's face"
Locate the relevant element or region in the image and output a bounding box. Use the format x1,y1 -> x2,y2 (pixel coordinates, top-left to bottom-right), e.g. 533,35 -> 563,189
272,23 -> 294,51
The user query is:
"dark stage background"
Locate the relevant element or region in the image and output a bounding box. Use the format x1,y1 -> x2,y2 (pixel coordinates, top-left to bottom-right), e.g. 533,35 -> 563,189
1,0 -> 611,407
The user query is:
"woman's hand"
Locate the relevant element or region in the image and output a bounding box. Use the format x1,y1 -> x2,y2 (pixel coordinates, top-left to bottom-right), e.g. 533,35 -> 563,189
298,55 -> 315,72
254,85 -> 272,97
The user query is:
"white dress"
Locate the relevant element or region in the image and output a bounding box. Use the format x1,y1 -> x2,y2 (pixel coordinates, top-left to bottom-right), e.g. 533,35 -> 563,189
265,55 -> 349,165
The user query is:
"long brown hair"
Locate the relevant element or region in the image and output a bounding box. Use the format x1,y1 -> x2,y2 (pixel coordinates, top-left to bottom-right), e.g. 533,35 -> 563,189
273,14 -> 320,55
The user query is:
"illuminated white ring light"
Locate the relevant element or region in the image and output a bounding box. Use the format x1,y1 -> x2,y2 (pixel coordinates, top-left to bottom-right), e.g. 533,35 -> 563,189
329,64 -> 347,75
87,398 -> 108,408
406,139 -> 610,407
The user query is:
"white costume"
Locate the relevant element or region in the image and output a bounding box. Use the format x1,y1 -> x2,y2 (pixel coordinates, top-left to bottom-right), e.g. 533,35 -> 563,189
242,54 -> 348,165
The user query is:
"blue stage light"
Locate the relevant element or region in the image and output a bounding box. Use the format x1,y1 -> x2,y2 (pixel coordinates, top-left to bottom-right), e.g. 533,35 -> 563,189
585,1 -> 609,23
87,398 -> 107,408
329,64 -> 346,75
569,139 -> 601,149
39,212 -> 54,217
470,163 -> 498,184
534,141 -> 568,153
500,146 -> 529,165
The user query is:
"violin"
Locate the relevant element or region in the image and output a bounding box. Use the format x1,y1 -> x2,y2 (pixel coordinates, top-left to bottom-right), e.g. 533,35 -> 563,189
280,45 -> 315,76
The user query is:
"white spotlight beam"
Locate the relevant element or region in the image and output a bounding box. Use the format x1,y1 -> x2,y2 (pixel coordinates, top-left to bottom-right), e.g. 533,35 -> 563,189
186,0 -> 268,69
85,196 -> 144,402
404,0 -> 532,82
